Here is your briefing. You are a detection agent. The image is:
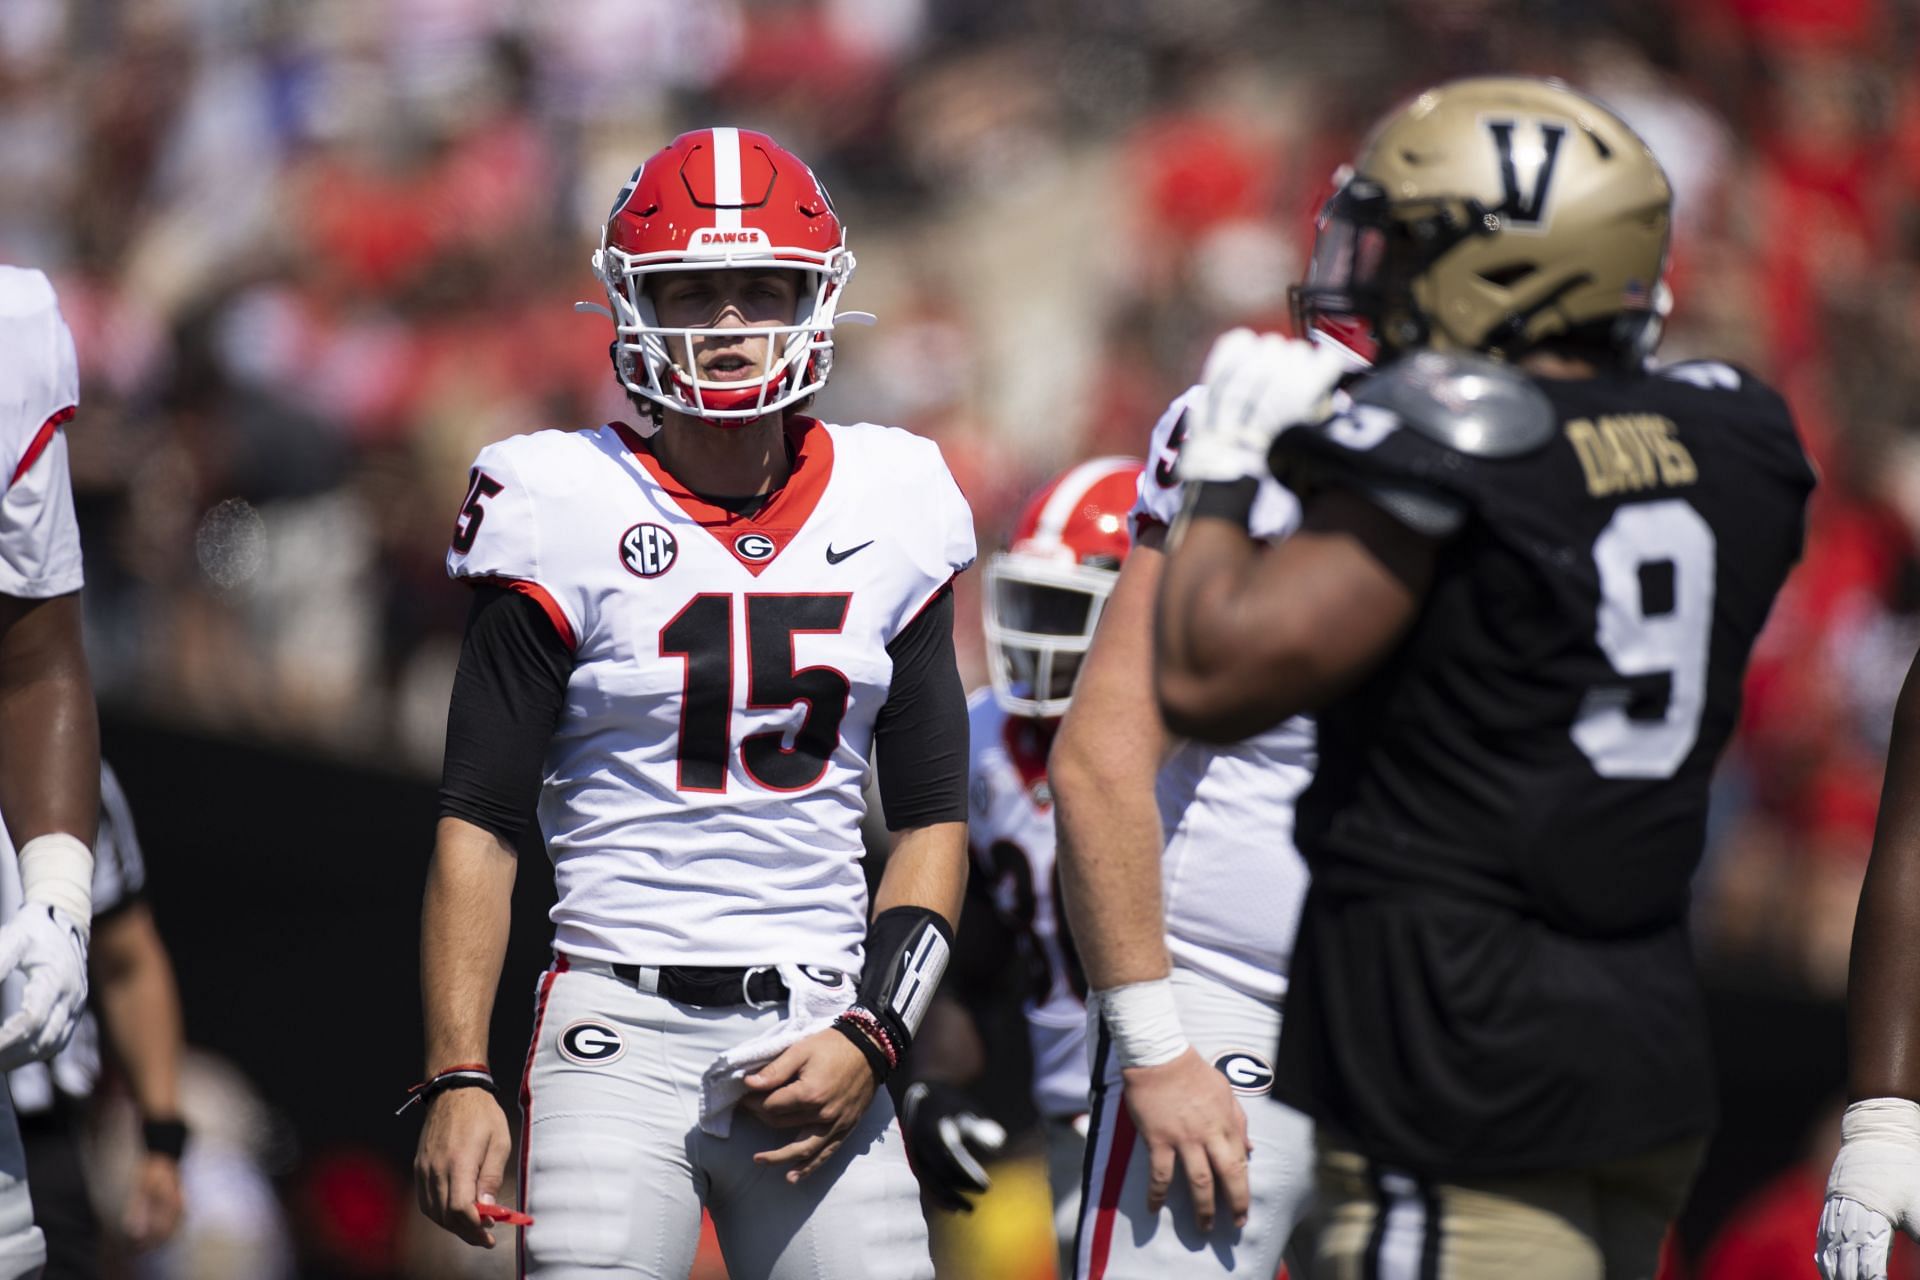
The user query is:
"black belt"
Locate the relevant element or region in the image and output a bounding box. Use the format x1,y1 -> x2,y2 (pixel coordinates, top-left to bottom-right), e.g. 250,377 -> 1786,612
611,962 -> 789,1009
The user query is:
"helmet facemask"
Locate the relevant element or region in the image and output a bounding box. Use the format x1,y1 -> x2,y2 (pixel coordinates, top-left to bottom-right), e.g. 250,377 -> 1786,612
1290,173 -> 1497,363
594,242 -> 856,425
982,554 -> 1119,720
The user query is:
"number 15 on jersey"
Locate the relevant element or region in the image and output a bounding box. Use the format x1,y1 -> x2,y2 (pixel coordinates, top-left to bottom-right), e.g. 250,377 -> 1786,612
660,593 -> 853,795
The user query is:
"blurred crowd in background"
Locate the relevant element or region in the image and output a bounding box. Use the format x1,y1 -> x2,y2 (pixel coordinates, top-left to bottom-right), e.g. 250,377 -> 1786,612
6,0 -> 1919,1274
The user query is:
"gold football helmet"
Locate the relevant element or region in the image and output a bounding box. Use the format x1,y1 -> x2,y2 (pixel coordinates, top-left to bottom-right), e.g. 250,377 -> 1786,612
1292,76 -> 1672,365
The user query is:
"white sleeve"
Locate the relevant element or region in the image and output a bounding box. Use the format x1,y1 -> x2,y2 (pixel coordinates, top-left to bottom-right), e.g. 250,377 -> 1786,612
0,429 -> 82,598
0,271 -> 83,599
446,442 -> 538,583
444,437 -> 584,648
1130,387 -> 1204,541
896,437 -> 976,630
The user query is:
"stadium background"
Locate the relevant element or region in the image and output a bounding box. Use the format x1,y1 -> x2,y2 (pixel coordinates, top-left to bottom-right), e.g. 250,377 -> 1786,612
1,0 -> 1908,1273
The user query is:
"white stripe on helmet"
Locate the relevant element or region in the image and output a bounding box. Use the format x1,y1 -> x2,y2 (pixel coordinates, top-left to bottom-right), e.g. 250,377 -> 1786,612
712,127 -> 742,231
1031,456 -> 1139,548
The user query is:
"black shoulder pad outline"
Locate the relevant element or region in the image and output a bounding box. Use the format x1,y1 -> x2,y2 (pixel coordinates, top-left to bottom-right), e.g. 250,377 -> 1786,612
1351,352 -> 1557,460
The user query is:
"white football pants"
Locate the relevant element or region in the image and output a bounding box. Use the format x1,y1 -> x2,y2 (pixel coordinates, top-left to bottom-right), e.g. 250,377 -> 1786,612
1046,1113 -> 1089,1280
0,1089 -> 42,1280
1072,966 -> 1313,1278
516,956 -> 931,1280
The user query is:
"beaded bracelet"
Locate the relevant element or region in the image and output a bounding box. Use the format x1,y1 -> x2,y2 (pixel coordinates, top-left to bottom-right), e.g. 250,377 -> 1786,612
834,1006 -> 900,1070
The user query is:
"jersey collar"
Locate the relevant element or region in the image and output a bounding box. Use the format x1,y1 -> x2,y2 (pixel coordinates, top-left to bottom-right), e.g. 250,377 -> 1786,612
613,416 -> 834,576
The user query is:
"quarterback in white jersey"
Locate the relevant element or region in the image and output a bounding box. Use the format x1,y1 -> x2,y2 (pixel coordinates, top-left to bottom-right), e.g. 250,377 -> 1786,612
0,265 -> 104,1280
1052,389 -> 1318,1278
899,458 -> 1141,1271
413,130 -> 971,1280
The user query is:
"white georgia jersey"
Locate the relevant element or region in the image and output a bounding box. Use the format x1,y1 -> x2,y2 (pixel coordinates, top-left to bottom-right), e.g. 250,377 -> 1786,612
1133,387 -> 1314,1002
0,266 -> 83,599
447,417 -> 976,972
966,689 -> 1087,1119
3,762 -> 146,1113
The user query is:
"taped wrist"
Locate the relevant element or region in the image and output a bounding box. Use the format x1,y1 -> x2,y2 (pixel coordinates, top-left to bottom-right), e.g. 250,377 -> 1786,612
18,834 -> 93,943
1830,1098 -> 1920,1223
1095,978 -> 1189,1069
856,906 -> 953,1055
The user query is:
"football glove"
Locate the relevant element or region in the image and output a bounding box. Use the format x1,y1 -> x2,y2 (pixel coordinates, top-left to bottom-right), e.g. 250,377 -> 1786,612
900,1081 -> 1006,1213
1817,1098 -> 1920,1280
0,903 -> 88,1070
1176,328 -> 1348,485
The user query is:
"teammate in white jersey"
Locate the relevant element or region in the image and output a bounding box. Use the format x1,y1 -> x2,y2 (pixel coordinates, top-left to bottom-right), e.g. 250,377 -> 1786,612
411,129 -> 972,1280
1052,389 -> 1322,1277
0,265 -> 105,1280
7,761 -> 188,1277
900,458 -> 1141,1271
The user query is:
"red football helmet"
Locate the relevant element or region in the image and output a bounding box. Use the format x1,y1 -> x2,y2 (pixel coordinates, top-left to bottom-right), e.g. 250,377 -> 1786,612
593,127 -> 856,424
984,457 -> 1144,720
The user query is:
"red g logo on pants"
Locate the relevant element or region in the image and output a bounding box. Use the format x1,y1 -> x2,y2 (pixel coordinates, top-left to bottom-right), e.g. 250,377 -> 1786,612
559,1020 -> 626,1065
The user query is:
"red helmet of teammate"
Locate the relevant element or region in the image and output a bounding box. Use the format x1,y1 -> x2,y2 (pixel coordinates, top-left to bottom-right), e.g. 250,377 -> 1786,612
984,457 -> 1144,720
593,127 -> 856,424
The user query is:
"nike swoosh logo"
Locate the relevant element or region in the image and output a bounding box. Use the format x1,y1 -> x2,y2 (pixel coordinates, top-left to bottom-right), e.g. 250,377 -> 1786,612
825,540 -> 874,565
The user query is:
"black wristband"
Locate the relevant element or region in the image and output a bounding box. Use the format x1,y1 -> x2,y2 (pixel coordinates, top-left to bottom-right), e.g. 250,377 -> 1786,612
1187,478 -> 1259,526
142,1118 -> 188,1160
856,907 -> 954,1056
396,1064 -> 497,1116
425,1075 -> 495,1102
832,1018 -> 892,1085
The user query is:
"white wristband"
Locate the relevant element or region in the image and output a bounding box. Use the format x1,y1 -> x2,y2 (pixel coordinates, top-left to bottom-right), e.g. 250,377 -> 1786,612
1095,978 -> 1189,1069
18,833 -> 92,941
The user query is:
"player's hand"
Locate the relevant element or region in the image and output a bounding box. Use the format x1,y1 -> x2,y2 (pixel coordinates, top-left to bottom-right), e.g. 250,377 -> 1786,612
1818,1098 -> 1920,1280
414,1087 -> 513,1249
743,1027 -> 878,1183
899,1081 -> 1006,1213
0,904 -> 87,1069
1121,1047 -> 1252,1234
1177,327 -> 1347,485
123,1152 -> 185,1250
1819,1196 -> 1894,1280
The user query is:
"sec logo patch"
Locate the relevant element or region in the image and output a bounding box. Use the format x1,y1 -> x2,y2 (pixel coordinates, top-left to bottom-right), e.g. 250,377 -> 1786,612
733,532 -> 777,562
1212,1050 -> 1274,1096
620,523 -> 678,578
559,1019 -> 626,1065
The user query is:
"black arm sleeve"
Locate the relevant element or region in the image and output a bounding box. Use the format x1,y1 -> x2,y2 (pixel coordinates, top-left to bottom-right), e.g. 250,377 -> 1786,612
437,585 -> 575,843
873,585 -> 969,831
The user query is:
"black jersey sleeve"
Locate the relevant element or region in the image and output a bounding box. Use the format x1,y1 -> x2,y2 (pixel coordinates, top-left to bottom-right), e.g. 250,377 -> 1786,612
873,584 -> 969,830
437,584 -> 575,844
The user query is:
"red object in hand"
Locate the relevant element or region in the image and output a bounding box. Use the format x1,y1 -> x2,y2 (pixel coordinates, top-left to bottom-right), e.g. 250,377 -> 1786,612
476,1203 -> 534,1227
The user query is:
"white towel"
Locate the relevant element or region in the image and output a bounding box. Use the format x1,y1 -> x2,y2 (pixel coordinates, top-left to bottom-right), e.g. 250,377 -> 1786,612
699,965 -> 855,1137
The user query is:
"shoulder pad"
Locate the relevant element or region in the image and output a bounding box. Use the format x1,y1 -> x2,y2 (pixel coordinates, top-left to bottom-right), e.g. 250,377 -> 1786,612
1351,352 -> 1556,459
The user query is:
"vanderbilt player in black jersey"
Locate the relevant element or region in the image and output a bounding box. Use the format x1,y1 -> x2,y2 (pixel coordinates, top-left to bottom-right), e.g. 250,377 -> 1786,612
1152,77 -> 1815,1278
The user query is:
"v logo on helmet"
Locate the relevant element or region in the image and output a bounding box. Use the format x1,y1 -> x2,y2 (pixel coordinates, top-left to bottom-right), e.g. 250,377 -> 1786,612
1485,118 -> 1567,230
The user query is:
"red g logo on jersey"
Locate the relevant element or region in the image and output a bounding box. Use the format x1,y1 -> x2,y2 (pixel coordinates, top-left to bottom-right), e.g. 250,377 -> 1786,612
621,523 -> 678,578
733,532 -> 777,562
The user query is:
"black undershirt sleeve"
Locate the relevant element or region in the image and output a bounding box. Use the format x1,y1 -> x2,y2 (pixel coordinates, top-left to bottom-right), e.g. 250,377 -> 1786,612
437,584 -> 575,844
873,584 -> 970,831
